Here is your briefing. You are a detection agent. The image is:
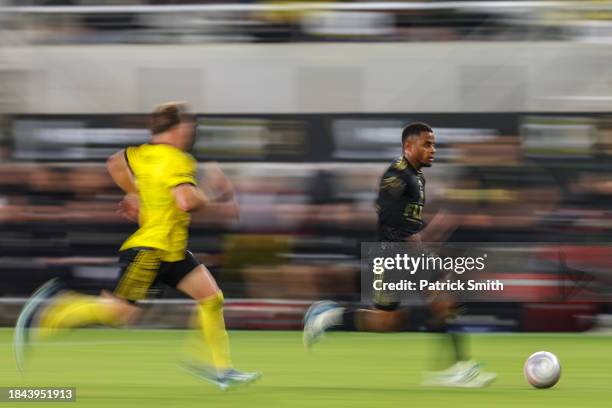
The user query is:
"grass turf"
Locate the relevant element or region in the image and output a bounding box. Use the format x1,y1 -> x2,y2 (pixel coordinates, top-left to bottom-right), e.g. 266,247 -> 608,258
1,328 -> 611,407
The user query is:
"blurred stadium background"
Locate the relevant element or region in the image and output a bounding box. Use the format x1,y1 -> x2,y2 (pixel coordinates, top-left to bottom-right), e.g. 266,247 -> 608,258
1,0 -> 612,335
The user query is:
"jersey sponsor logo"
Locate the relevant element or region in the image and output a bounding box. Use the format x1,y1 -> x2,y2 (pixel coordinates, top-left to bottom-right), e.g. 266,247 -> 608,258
403,203 -> 423,221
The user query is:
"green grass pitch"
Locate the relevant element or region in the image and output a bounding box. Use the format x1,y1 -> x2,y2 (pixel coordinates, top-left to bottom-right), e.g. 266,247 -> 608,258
1,328 -> 611,407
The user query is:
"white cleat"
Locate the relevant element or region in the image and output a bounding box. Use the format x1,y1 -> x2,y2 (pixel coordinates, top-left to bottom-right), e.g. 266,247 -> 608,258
422,361 -> 496,388
462,371 -> 497,388
303,301 -> 342,349
14,278 -> 64,373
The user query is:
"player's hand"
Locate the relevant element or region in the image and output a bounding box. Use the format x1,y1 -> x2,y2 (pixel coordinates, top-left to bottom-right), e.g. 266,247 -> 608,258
202,162 -> 234,202
118,193 -> 139,222
406,234 -> 422,243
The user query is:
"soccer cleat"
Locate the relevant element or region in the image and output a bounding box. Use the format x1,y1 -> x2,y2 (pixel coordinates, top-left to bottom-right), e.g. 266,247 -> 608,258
303,300 -> 342,349
14,278 -> 65,373
180,361 -> 230,390
462,370 -> 497,388
422,361 -> 496,388
219,368 -> 262,385
180,361 -> 261,391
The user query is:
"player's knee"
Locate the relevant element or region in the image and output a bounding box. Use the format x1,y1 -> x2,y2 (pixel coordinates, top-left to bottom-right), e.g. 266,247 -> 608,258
362,309 -> 406,332
103,296 -> 142,326
198,291 -> 224,311
429,297 -> 455,323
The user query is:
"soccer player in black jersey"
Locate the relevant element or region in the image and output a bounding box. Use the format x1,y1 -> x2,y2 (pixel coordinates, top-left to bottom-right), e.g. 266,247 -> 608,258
376,123 -> 431,243
303,123 -> 496,387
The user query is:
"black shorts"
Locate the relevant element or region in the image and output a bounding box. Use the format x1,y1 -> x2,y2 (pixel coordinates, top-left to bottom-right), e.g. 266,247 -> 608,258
372,240 -> 448,311
113,247 -> 200,302
372,240 -> 404,311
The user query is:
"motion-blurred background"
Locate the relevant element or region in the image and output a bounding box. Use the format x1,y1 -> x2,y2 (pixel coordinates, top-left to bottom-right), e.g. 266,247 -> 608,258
1,0 -> 611,332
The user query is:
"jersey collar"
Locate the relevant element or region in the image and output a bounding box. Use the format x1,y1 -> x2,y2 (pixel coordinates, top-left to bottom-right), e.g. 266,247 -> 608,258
401,156 -> 422,175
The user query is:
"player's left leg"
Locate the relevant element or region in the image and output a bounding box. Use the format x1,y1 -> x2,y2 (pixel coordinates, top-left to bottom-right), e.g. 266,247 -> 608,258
37,291 -> 137,339
14,248 -> 162,372
36,247 -> 161,337
14,280 -> 139,372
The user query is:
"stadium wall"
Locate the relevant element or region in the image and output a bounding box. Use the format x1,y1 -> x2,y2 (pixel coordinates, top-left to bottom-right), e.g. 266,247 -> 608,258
2,42 -> 612,114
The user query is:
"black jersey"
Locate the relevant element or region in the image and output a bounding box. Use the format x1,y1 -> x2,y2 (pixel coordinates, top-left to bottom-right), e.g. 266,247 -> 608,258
375,156 -> 426,242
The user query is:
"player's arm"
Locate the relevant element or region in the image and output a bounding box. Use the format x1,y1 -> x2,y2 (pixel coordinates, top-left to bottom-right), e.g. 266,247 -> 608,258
201,162 -> 235,202
170,155 -> 239,219
107,149 -> 140,222
418,210 -> 458,242
173,184 -> 209,213
106,149 -> 137,194
199,162 -> 240,220
174,183 -> 239,220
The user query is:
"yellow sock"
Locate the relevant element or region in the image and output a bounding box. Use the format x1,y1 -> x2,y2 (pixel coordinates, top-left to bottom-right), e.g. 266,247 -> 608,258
38,292 -> 121,339
197,292 -> 232,371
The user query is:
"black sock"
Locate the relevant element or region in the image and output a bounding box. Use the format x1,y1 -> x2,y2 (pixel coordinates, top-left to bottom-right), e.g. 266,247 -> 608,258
337,307 -> 357,331
429,319 -> 469,366
448,331 -> 469,363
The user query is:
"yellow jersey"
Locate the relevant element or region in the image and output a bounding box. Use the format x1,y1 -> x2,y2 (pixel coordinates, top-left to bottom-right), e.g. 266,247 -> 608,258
119,143 -> 197,262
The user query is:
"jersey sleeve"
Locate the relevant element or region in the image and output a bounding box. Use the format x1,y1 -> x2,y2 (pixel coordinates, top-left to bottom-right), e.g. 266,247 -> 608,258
166,151 -> 197,188
379,169 -> 406,199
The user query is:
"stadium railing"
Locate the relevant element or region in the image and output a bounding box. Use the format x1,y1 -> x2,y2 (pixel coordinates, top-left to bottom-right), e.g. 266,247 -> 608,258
2,1 -> 612,44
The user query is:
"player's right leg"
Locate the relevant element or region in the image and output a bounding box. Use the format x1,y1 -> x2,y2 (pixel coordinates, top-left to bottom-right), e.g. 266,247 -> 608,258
303,277 -> 406,349
171,255 -> 261,389
303,301 -> 343,348
303,300 -> 406,349
421,295 -> 496,388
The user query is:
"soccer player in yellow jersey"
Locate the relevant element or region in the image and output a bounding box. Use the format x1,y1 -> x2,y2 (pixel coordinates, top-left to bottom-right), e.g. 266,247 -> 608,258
14,102 -> 260,390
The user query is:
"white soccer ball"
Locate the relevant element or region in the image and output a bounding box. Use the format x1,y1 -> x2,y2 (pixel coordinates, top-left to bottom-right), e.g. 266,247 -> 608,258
524,351 -> 561,389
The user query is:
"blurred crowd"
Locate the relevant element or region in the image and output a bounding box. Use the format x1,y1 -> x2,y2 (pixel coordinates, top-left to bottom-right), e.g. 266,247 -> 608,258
1,1 -> 611,331
4,0 -> 612,44
1,113 -> 611,304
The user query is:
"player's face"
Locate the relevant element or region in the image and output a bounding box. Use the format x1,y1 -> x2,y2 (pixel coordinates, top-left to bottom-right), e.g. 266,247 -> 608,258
405,132 -> 436,168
